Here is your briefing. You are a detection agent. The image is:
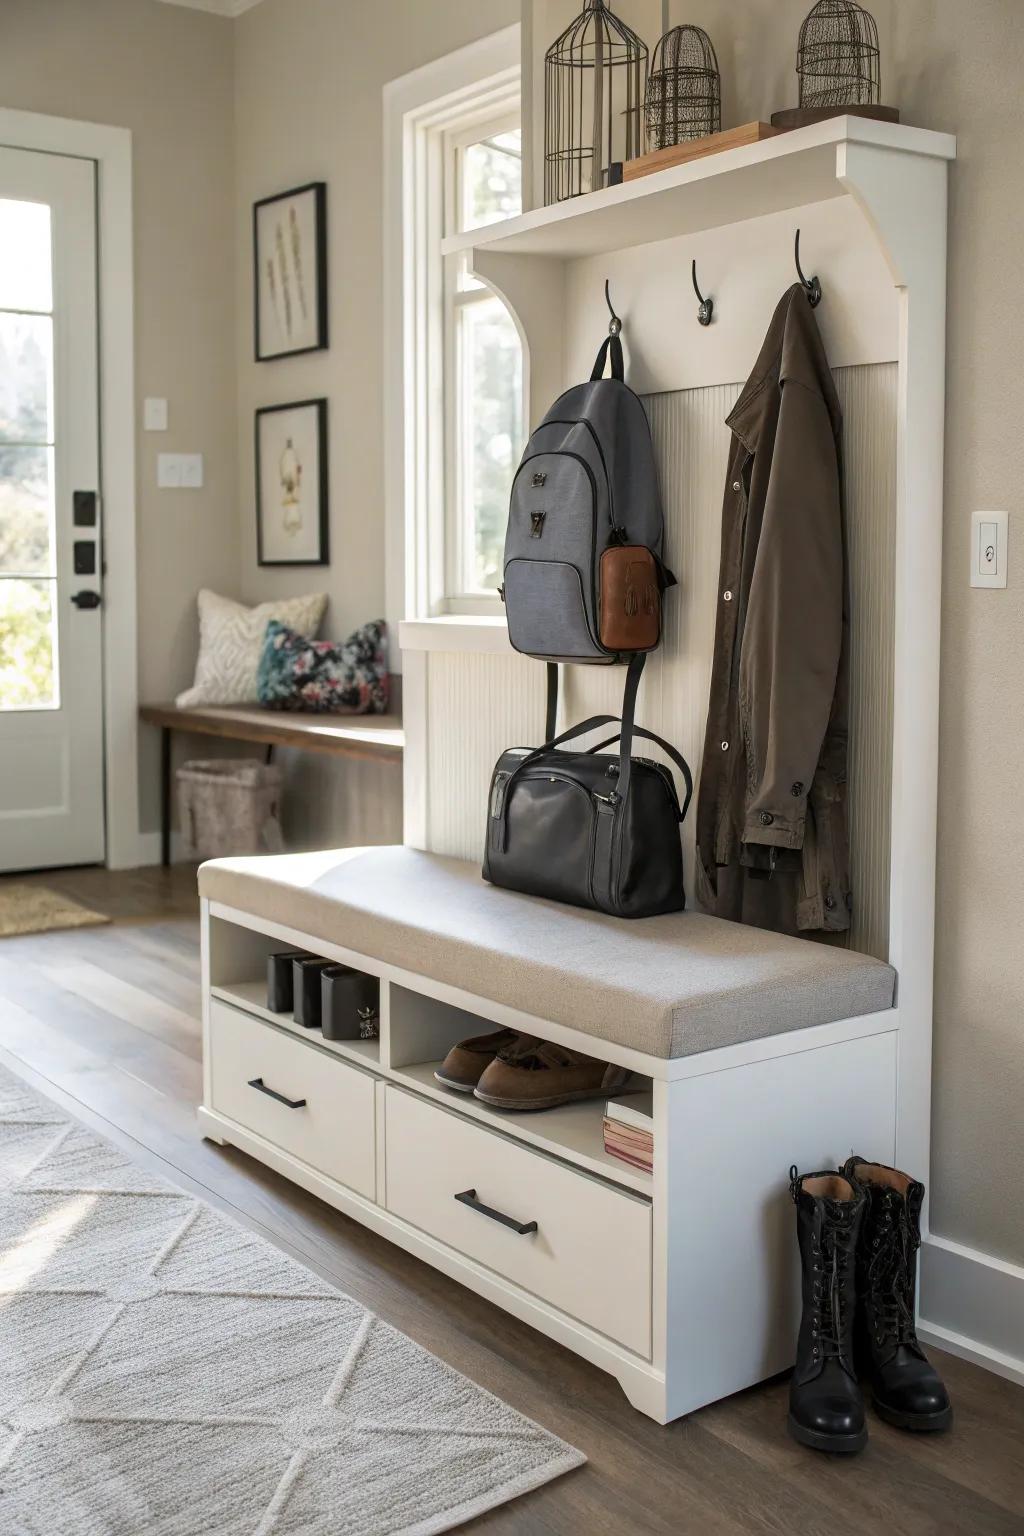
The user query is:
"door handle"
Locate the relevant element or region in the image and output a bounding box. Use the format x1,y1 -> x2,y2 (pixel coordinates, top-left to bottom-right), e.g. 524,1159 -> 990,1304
454,1188 -> 538,1235
70,590 -> 102,609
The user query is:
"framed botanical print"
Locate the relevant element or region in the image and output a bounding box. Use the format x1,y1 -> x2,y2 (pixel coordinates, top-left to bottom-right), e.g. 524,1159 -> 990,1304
253,182 -> 327,360
255,399 -> 329,567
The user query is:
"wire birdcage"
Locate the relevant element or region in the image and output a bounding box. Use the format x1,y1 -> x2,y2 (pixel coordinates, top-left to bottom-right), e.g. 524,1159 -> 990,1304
544,0 -> 648,205
645,24 -> 721,151
797,0 -> 880,110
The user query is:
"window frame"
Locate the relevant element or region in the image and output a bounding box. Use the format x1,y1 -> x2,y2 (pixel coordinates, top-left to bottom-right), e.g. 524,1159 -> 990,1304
382,29 -> 524,646
442,108 -> 523,614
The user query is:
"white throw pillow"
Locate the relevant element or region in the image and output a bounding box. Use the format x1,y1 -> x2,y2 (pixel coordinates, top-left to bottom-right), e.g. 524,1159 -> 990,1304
176,589 -> 328,707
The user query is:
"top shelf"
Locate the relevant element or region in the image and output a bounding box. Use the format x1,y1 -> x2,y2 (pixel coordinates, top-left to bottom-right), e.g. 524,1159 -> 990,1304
442,117 -> 956,262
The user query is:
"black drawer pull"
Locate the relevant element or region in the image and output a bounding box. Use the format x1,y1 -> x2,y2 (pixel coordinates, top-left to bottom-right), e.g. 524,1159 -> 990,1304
454,1188 -> 538,1236
248,1076 -> 306,1110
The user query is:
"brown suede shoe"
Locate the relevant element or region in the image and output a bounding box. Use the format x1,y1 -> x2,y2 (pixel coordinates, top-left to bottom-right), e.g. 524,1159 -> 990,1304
434,1029 -> 527,1093
474,1037 -> 631,1111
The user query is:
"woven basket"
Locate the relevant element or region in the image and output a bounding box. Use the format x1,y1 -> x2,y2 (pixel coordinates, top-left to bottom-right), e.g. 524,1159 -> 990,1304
177,759 -> 284,859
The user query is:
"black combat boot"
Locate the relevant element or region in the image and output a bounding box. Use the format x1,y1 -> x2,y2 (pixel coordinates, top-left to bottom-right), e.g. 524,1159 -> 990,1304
787,1166 -> 868,1455
843,1156 -> 952,1432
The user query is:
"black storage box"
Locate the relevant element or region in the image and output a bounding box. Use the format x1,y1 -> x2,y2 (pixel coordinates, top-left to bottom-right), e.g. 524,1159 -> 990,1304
292,956 -> 335,1029
321,965 -> 380,1041
266,950 -> 310,1013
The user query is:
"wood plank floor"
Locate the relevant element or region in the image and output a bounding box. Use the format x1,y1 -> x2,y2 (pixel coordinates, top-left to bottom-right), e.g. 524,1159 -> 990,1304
0,866 -> 1022,1535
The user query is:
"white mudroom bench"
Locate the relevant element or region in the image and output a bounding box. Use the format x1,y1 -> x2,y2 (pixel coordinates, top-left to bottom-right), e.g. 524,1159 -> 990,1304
198,843 -> 897,1423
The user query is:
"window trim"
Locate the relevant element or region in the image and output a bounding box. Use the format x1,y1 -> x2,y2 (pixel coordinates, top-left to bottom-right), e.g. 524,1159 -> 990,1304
443,106 -> 523,611
382,26 -> 522,662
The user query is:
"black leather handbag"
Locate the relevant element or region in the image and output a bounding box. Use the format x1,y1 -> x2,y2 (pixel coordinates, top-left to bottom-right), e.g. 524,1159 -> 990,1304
482,656 -> 693,918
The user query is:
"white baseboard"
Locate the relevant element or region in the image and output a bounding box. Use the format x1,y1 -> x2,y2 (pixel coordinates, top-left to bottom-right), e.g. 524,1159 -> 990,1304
918,1233 -> 1024,1387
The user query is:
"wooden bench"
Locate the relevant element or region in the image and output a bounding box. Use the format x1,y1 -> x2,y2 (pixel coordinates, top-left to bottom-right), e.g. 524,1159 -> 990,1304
198,844 -> 898,1423
139,703 -> 404,866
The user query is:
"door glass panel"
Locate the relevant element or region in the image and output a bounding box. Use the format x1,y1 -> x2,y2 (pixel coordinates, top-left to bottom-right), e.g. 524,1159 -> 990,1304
0,446 -> 54,575
0,199 -> 52,312
0,313 -> 53,444
457,295 -> 523,594
0,576 -> 58,710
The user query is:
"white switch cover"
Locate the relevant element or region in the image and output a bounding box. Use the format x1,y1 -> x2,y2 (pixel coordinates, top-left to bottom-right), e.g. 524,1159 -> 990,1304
157,453 -> 204,490
144,397 -> 168,431
179,453 -> 204,489
157,453 -> 181,489
970,509 -> 1008,588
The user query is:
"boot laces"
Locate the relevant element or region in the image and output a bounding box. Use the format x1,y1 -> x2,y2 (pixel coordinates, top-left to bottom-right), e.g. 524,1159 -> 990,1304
810,1203 -> 858,1364
868,1192 -> 919,1347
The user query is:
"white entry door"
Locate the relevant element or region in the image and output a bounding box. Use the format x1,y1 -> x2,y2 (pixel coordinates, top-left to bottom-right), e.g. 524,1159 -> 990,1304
0,147 -> 104,872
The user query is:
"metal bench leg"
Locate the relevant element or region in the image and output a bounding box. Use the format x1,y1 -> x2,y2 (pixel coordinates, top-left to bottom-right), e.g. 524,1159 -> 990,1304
161,727 -> 171,867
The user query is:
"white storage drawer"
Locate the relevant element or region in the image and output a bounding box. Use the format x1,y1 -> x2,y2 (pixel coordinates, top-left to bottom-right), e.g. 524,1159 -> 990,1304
384,1086 -> 652,1357
208,999 -> 375,1200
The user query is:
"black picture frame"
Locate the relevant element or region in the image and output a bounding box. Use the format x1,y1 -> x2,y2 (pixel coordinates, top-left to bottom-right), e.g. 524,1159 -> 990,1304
255,398 -> 330,568
253,182 -> 328,361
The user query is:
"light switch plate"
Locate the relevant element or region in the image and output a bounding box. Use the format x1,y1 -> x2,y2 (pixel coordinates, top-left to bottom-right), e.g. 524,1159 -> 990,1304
157,452 -> 203,490
970,509 -> 1008,589
157,453 -> 181,489
144,397 -> 168,431
179,453 -> 204,489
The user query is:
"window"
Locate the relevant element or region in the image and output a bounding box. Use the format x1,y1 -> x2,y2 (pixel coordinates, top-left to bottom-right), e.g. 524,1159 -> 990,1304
383,32 -> 524,630
443,120 -> 523,606
0,198 -> 57,709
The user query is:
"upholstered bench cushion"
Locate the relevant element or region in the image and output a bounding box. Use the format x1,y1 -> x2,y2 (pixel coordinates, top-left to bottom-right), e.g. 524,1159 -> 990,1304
199,846 -> 896,1060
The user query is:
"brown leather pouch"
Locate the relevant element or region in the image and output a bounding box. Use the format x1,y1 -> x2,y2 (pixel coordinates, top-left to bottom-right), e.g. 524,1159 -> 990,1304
599,545 -> 661,652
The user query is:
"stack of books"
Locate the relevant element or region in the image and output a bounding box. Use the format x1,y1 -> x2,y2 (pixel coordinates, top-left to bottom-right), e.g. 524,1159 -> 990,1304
603,1094 -> 654,1174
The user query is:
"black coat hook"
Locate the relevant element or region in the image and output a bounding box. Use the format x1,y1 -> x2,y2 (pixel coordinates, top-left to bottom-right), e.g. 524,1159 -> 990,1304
604,278 -> 622,337
691,260 -> 714,326
794,229 -> 822,308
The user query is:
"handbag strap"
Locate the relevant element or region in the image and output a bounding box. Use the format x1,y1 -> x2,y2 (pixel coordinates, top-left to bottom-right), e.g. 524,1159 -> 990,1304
496,654 -> 647,851
545,662 -> 559,742
587,725 -> 694,822
590,333 -> 624,382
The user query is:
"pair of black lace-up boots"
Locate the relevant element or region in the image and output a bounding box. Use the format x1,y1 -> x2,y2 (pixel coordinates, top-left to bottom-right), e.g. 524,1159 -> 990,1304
788,1155 -> 952,1455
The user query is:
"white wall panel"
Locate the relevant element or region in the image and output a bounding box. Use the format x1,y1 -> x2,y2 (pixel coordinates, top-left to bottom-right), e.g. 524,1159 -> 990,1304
424,364 -> 895,960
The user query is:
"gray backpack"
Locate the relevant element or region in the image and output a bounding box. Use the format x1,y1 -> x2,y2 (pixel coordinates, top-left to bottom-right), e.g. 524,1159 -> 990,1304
501,329 -> 673,681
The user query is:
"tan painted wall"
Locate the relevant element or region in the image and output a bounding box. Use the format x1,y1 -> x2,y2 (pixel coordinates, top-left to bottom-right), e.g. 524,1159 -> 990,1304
0,0 -> 239,831
233,0 -> 519,631
232,0 -> 518,850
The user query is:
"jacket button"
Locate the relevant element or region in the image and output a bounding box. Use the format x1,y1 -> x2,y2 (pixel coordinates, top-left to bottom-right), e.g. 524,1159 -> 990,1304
759,811 -> 774,826
791,781 -> 804,797
723,589 -> 733,602
721,740 -> 729,751
825,895 -> 836,911
732,480 -> 742,493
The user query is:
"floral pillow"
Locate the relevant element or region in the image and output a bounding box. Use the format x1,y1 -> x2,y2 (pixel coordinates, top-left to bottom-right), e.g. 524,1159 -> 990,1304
257,618 -> 389,714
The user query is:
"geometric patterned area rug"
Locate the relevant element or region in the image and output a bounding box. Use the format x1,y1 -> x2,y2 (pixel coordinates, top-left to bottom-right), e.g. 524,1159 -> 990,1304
0,885 -> 110,939
0,1061 -> 584,1534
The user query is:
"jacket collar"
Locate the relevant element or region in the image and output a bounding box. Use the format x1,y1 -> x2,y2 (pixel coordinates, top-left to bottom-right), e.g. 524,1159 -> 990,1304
726,283 -> 842,455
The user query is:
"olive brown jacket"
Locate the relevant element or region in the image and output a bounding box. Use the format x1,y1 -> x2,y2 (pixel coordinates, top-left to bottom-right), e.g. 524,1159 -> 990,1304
695,284 -> 851,936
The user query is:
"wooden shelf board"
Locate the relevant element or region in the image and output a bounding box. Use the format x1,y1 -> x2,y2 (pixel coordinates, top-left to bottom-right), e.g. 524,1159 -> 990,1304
441,116 -> 955,262
211,981 -> 381,1071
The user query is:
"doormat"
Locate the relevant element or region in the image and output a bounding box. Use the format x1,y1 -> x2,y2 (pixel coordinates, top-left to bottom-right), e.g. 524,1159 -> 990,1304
0,1059 -> 585,1534
0,884 -> 110,938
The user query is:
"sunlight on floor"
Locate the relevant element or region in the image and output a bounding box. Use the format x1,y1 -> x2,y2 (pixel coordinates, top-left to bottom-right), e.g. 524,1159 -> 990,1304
0,1192 -> 97,1296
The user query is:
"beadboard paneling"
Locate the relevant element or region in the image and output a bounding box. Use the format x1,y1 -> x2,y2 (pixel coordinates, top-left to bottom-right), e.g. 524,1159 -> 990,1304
423,364 -> 896,960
